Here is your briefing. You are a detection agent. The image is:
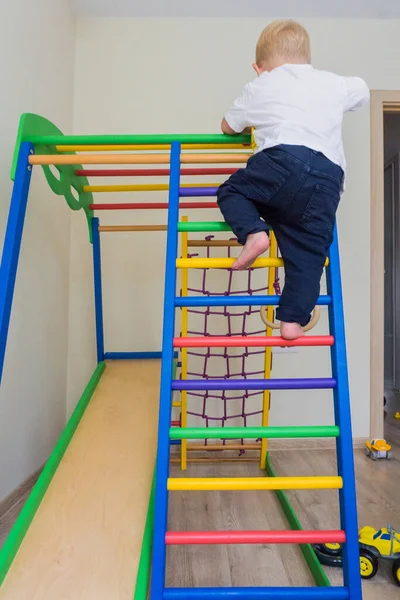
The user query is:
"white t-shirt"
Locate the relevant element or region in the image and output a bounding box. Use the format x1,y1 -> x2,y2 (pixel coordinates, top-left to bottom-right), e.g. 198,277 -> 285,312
225,64 -> 369,184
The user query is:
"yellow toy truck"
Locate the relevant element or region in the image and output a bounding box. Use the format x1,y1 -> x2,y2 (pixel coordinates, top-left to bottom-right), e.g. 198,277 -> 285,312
314,525 -> 400,585
365,439 -> 392,460
358,526 -> 400,584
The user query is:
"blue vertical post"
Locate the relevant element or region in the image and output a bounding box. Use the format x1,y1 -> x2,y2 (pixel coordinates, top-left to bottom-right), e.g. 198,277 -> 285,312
92,217 -> 105,363
327,225 -> 362,600
150,142 -> 181,600
0,142 -> 34,382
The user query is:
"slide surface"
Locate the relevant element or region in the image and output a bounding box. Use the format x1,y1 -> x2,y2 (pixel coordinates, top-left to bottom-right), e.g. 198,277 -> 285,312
0,360 -> 160,600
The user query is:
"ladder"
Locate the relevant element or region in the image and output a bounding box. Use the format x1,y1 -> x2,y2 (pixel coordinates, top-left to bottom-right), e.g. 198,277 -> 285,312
151,141 -> 362,600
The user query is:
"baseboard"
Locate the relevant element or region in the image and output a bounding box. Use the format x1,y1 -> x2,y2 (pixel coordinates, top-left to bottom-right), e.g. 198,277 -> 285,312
0,467 -> 41,520
171,437 -> 368,455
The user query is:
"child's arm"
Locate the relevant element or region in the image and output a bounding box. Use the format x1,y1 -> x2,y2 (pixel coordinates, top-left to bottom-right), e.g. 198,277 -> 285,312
342,76 -> 370,112
221,83 -> 254,135
221,119 -> 251,135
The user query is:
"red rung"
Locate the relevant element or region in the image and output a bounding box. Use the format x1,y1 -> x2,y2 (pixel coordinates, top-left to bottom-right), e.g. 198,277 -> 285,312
76,167 -> 239,177
165,530 -> 346,545
90,202 -> 218,210
173,335 -> 334,348
171,420 -> 181,427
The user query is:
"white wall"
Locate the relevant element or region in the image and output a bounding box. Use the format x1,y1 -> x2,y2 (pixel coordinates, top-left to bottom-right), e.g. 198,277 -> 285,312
72,17 -> 400,438
0,0 -> 75,500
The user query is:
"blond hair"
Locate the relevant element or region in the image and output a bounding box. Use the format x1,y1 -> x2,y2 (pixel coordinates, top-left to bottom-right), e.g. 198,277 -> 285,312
256,20 -> 311,67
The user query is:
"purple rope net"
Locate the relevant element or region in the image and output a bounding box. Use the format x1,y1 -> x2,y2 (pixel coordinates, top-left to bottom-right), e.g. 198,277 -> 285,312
179,236 -> 281,449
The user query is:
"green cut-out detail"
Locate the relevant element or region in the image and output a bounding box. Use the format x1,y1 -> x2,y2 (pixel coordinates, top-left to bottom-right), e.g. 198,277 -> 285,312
11,114 -> 93,241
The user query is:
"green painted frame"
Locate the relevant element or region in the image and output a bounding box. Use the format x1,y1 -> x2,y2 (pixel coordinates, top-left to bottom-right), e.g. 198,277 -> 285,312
11,114 -> 94,240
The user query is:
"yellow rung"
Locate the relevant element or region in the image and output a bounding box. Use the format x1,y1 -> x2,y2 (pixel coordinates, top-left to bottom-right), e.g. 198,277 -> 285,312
176,257 -> 329,269
56,143 -> 249,152
167,476 -> 343,491
172,402 -> 182,408
176,257 -> 284,269
83,182 -> 220,193
29,153 -> 250,166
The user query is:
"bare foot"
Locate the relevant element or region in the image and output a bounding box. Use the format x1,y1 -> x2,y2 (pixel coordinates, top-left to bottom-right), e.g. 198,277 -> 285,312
280,322 -> 304,340
232,232 -> 270,270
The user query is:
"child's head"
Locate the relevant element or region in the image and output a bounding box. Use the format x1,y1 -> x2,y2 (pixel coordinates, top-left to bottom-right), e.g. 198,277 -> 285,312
254,20 -> 311,74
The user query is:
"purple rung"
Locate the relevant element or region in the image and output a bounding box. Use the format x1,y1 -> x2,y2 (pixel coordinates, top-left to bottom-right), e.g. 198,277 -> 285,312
179,187 -> 218,197
172,378 -> 337,391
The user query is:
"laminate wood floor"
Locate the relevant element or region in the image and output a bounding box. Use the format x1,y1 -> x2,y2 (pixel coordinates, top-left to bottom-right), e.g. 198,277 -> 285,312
1,414 -> 399,598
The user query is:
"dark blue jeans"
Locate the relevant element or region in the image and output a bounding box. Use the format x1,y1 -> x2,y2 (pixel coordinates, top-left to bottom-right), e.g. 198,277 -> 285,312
217,145 -> 343,326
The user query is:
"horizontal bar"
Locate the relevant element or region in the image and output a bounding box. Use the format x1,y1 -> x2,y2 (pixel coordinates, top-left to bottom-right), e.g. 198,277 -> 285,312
176,257 -> 283,269
59,143 -> 249,152
167,476 -> 343,491
173,335 -> 334,348
170,426 -> 340,440
177,221 -> 230,232
99,225 -> 167,232
170,457 -> 260,464
104,351 -> 162,359
29,153 -> 249,166
171,421 -> 181,427
163,587 -> 349,600
29,133 -> 251,145
165,530 -> 346,545
170,440 -> 181,446
175,295 -> 332,307
187,240 -> 240,247
186,444 -> 261,451
179,187 -> 218,197
171,378 -> 336,391
76,167 -> 239,177
83,183 -> 220,193
177,256 -> 328,269
90,202 -> 218,210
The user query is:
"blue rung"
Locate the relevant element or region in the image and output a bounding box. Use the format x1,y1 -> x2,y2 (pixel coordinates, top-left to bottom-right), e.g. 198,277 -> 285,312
175,295 -> 332,308
163,587 -> 349,600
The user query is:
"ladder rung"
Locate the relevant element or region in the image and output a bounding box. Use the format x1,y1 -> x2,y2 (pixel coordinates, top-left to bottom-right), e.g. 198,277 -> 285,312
163,587 -> 349,599
179,187 -> 218,197
173,335 -> 334,348
175,294 -> 332,307
177,257 -> 283,269
177,257 -> 329,269
170,425 -> 340,440
171,378 -> 337,391
167,476 -> 343,491
165,529 -> 346,545
178,221 -> 231,232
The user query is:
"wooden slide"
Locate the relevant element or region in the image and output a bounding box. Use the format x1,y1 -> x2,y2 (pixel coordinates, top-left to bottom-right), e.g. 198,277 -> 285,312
0,360 -> 160,600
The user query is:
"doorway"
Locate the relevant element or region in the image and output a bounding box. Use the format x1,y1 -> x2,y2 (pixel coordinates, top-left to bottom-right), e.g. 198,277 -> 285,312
383,114 -> 400,443
371,92 -> 400,444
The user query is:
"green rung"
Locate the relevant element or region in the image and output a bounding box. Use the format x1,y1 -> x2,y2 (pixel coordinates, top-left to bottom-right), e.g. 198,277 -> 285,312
177,222 -> 231,232
28,133 -> 251,146
170,425 -> 340,440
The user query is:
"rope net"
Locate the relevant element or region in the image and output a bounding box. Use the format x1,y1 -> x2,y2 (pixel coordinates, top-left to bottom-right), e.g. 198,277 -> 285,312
179,236 -> 280,446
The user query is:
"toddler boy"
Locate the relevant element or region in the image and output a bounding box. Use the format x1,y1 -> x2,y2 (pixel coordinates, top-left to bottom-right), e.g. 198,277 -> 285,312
217,20 -> 369,339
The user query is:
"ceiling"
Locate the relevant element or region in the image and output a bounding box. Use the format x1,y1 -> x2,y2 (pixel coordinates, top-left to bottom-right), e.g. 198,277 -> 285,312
70,0 -> 400,18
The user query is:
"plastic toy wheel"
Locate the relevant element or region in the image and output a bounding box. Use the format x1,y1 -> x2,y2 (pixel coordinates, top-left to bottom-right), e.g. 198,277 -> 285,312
360,550 -> 378,579
387,450 -> 393,460
370,450 -> 378,461
392,559 -> 400,586
364,447 -> 371,457
320,542 -> 342,556
312,544 -> 343,568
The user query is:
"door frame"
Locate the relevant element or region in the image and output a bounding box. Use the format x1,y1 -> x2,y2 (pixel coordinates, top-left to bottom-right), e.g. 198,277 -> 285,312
370,91 -> 400,439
